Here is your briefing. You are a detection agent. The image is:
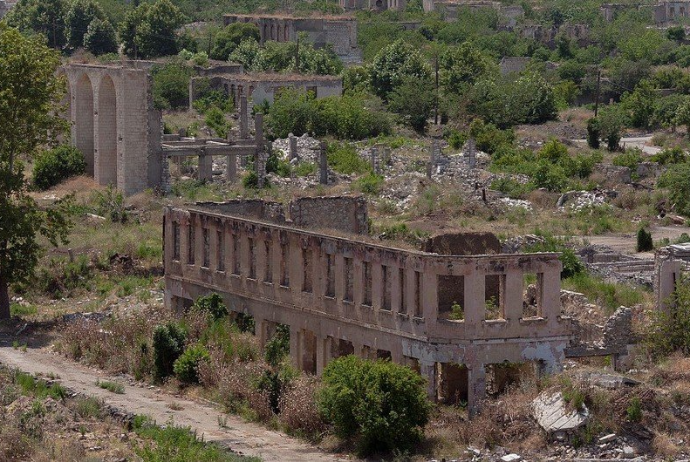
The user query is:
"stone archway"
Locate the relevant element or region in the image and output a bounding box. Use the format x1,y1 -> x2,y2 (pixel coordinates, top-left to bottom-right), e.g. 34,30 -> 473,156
97,75 -> 117,186
75,74 -> 94,175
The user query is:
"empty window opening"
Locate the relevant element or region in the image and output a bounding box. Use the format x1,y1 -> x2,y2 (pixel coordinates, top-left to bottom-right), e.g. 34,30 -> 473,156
280,242 -> 290,287
438,363 -> 468,404
399,268 -> 406,314
264,240 -> 273,282
188,224 -> 195,265
486,362 -> 534,397
248,237 -> 256,279
302,248 -> 313,293
173,222 -> 180,261
414,271 -> 423,317
233,312 -> 255,334
300,329 -> 317,374
363,261 -> 372,306
331,338 -> 354,358
523,273 -> 543,318
326,253 -> 335,298
382,265 -> 392,310
343,257 -> 354,302
377,349 -> 392,360
437,275 -> 464,321
485,275 -> 503,320
202,228 -> 210,268
217,230 -> 225,271
232,234 -> 240,275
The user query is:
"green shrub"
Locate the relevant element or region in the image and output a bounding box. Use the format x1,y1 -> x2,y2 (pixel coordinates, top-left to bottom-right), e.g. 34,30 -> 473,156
657,163 -> 690,216
151,60 -> 193,110
524,233 -> 584,279
636,227 -> 653,252
318,356 -> 431,455
586,118 -> 601,149
613,149 -> 643,170
650,146 -> 688,165
264,324 -> 290,368
194,293 -> 228,320
205,107 -> 230,139
153,322 -> 187,381
294,162 -> 316,177
92,186 -> 128,223
627,396 -> 642,422
33,145 -> 86,190
353,173 -> 384,195
327,143 -> 371,175
646,274 -> 690,357
174,344 -> 210,383
265,152 -> 292,177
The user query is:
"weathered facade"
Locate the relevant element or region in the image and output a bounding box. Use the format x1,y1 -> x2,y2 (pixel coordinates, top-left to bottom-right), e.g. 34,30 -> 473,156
655,243 -> 690,312
190,72 -> 343,107
654,0 -> 690,23
223,14 -> 361,62
164,201 -> 573,413
60,63 -> 163,195
0,0 -> 16,18
340,0 -> 406,12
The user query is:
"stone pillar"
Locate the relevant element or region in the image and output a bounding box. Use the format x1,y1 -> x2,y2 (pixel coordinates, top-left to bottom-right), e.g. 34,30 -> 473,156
239,95 -> 248,139
288,133 -> 298,160
370,147 -> 378,174
467,364 -> 486,417
290,327 -> 301,370
160,154 -> 171,194
466,137 -> 476,169
420,361 -> 437,401
383,147 -> 391,167
319,141 -> 328,185
316,336 -> 332,375
198,151 -> 213,182
226,153 -> 237,182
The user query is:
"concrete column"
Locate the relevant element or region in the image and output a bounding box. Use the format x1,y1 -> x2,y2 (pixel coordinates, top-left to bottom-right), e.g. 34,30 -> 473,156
226,153 -> 237,182
370,147 -> 378,174
421,271 -> 438,321
420,361 -> 437,401
198,153 -> 213,182
540,269 -> 561,319
316,336 -> 332,375
290,327 -> 301,370
288,134 -> 298,160
319,141 -> 328,185
464,272 -> 485,326
467,364 -> 486,417
466,137 -> 476,169
239,95 -> 248,139
503,271 -> 523,321
258,320 -> 269,349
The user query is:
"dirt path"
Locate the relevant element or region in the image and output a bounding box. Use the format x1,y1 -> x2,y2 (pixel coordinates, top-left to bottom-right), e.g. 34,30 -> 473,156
0,342 -> 350,462
576,225 -> 690,255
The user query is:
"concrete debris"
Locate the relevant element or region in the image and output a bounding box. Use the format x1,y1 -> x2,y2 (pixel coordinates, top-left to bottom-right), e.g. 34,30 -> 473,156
501,454 -> 522,462
273,134 -> 321,163
532,391 -> 589,433
501,234 -> 546,253
577,372 -> 640,389
499,197 -> 533,210
557,190 -> 617,211
598,433 -> 617,443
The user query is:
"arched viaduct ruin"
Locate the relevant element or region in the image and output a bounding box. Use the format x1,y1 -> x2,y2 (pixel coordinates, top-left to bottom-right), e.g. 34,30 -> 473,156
60,63 -> 163,196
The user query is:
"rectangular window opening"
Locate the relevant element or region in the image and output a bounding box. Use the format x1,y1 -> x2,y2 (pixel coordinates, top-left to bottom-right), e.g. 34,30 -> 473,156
363,261 -> 372,306
280,243 -> 290,287
344,257 -> 353,302
302,248 -> 313,293
522,273 -> 542,318
414,271 -> 422,317
326,253 -> 335,298
173,222 -> 180,261
248,237 -> 256,279
264,240 -> 273,283
485,275 -> 503,320
382,265 -> 391,310
188,224 -> 195,265
217,229 -> 225,271
399,268 -> 406,314
437,275 -> 464,321
202,228 -> 210,268
232,234 -> 240,275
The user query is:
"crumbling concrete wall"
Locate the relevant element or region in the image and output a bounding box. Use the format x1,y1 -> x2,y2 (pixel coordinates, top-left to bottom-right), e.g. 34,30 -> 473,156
424,232 -> 501,255
164,203 -> 569,414
60,63 -> 163,195
654,244 -> 690,312
290,196 -> 368,234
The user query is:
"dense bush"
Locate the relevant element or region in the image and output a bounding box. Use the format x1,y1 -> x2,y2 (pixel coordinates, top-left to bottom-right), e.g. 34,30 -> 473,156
151,60 -> 193,110
264,324 -> 290,368
658,163 -> 690,216
153,322 -> 187,381
636,227 -> 653,252
193,293 -> 228,320
83,17 -> 118,55
205,107 -> 230,139
33,145 -> 86,190
647,274 -> 690,357
586,118 -> 601,149
327,143 -> 371,175
173,344 -> 210,383
318,356 -> 431,455
211,22 -> 260,60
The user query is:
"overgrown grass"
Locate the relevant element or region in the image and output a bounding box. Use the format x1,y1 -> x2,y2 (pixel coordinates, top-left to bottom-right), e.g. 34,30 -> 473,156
563,272 -> 647,313
133,416 -> 260,461
13,371 -> 67,401
10,303 -> 37,317
96,380 -> 125,394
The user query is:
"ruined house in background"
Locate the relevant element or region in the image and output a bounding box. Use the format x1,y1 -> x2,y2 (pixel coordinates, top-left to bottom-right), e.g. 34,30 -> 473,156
339,0 -> 406,12
223,14 -> 361,63
655,243 -> 690,312
0,0 -> 16,18
163,198 -> 636,414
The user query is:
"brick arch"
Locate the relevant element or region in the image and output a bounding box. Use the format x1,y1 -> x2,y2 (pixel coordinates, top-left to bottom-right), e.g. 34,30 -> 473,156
97,75 -> 118,186
74,73 -> 95,176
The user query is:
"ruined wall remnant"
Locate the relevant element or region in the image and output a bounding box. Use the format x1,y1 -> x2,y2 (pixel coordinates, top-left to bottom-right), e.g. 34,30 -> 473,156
654,244 -> 690,312
290,196 -> 368,234
164,202 -> 570,415
424,232 -> 501,255
60,63 -> 163,196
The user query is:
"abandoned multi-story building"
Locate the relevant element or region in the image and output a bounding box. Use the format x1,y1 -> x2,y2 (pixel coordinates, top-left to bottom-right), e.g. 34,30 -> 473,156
0,0 -> 16,18
422,0 -> 524,26
339,0 -> 406,12
654,0 -> 690,23
190,72 -> 343,108
223,14 -> 361,62
163,197 -> 635,413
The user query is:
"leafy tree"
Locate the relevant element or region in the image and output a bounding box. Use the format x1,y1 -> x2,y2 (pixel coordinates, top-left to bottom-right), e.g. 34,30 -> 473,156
193,293 -> 228,320
228,38 -> 262,70
83,17 -> 117,55
647,274 -> 690,357
33,145 -> 86,190
658,163 -> 690,216
370,38 -> 432,100
0,25 -> 73,319
4,0 -> 68,49
318,356 -> 431,455
598,105 -> 627,151
342,66 -> 371,94
65,0 -> 105,50
120,0 -> 184,59
173,344 -> 210,383
210,22 -> 260,61
152,322 -> 187,381
297,41 -> 343,75
151,59 -> 193,110
621,80 -> 655,129
388,76 -> 435,132
675,97 -> 690,137
586,118 -> 601,149
440,42 -> 496,95
205,107 -> 230,139
667,25 -> 685,42
636,227 -> 653,252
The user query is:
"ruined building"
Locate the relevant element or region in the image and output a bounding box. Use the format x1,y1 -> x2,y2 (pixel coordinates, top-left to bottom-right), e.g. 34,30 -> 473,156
163,198 -> 595,413
340,0 -> 406,12
654,0 -> 690,23
223,14 -> 361,62
0,0 -> 16,18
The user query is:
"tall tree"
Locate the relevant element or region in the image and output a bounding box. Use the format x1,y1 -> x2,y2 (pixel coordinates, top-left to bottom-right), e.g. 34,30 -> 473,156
369,38 -> 431,101
65,0 -> 106,50
120,0 -> 184,59
3,0 -> 68,49
0,25 -> 73,318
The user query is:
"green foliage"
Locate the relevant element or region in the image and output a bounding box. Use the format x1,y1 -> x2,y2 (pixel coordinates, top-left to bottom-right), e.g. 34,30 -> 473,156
33,145 -> 86,190
667,25 -> 685,42
586,118 -> 600,149
563,272 -> 645,313
65,0 -> 105,50
524,234 -> 584,279
318,356 -> 431,455
4,0 -> 68,48
120,0 -> 184,59
153,322 -> 187,381
650,147 -> 687,165
490,177 -> 534,199
92,186 -> 128,223
83,17 -> 117,55
612,149 -> 642,170
636,227 -> 653,252
327,143 -> 371,175
626,396 -> 642,422
370,38 -> 432,100
211,22 -> 260,60
152,60 -> 193,110
353,172 -> 384,195
96,379 -> 124,394
598,105 -> 627,151
193,82 -> 234,114
264,324 -> 290,368
265,151 -> 292,177
194,293 -> 228,320
13,371 -> 67,401
658,163 -> 690,216
647,274 -> 690,357
388,76 -> 435,132
174,344 -> 210,383
440,42 -> 496,94
342,66 -> 371,94
205,107 -> 230,139
621,80 -> 655,129
468,119 -> 515,154
133,416 -> 257,461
